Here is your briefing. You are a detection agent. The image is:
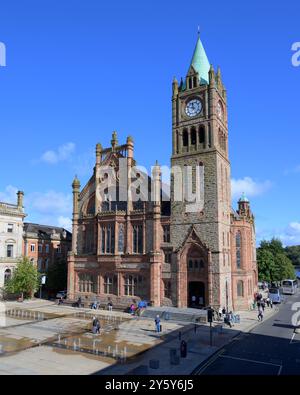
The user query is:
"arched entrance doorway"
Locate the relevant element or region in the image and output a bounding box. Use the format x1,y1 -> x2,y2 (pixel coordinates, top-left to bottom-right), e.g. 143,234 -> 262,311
176,227 -> 211,308
188,281 -> 205,308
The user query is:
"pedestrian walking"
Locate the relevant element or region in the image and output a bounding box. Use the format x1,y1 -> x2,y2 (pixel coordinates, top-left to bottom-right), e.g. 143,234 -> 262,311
96,318 -> 101,334
107,301 -> 113,311
155,315 -> 161,333
229,311 -> 234,326
218,307 -> 222,319
258,306 -> 264,321
92,316 -> 97,334
224,312 -> 232,328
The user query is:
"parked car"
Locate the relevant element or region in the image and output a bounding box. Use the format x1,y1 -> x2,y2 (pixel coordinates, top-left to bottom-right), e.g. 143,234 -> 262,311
56,290 -> 67,299
268,287 -> 282,304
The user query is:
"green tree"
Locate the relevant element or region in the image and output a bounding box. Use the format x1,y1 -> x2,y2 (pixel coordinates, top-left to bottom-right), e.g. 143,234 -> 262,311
274,253 -> 296,280
260,238 -> 285,256
285,245 -> 300,267
257,249 -> 276,283
4,257 -> 40,299
257,239 -> 296,282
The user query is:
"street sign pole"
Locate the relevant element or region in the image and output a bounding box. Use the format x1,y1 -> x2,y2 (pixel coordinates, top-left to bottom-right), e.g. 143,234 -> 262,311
210,321 -> 212,347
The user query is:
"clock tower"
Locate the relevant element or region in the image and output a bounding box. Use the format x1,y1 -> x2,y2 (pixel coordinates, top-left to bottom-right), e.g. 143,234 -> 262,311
170,36 -> 232,310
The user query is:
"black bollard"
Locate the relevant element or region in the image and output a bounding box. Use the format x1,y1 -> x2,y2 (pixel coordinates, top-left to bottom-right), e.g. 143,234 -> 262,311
180,340 -> 187,358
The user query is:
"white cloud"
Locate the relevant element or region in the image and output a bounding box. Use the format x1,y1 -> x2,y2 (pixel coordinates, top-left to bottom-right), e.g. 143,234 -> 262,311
257,222 -> 300,247
0,185 -> 73,232
0,185 -> 19,204
57,216 -> 72,231
231,177 -> 272,200
41,142 -> 75,164
278,222 -> 300,246
29,191 -> 72,215
25,191 -> 72,231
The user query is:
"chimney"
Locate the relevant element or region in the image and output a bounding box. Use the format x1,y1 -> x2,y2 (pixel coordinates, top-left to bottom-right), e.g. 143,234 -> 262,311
17,191 -> 24,209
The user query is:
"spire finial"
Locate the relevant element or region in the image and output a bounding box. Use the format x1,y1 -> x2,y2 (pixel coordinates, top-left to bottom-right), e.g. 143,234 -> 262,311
111,131 -> 118,150
197,25 -> 200,37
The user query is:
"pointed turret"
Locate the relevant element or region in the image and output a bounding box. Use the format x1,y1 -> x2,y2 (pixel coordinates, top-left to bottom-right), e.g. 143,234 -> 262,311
72,175 -> 81,190
188,37 -> 210,85
111,131 -> 118,151
238,192 -> 251,218
172,76 -> 178,97
209,64 -> 215,86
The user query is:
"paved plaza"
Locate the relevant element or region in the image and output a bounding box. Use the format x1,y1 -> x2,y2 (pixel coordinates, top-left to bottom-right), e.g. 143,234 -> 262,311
0,299 -> 277,375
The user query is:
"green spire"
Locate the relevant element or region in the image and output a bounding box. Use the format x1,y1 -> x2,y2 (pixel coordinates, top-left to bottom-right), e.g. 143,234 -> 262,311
189,37 -> 210,85
239,192 -> 249,203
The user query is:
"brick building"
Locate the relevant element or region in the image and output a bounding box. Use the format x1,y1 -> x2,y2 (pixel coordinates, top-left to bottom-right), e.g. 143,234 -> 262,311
67,37 -> 257,311
23,223 -> 72,273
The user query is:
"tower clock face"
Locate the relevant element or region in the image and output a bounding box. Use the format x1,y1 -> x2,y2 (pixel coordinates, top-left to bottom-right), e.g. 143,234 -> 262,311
185,99 -> 202,117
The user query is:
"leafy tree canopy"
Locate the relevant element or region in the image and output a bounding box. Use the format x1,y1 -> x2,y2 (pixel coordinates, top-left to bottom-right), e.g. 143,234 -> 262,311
257,239 -> 296,282
285,245 -> 300,267
4,257 -> 40,299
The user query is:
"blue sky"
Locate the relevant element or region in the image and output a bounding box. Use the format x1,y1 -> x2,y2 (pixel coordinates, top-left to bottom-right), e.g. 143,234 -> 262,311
0,0 -> 300,245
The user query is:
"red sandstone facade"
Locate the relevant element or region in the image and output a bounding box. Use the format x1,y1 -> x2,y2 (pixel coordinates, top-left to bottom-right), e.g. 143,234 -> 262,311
67,38 -> 258,311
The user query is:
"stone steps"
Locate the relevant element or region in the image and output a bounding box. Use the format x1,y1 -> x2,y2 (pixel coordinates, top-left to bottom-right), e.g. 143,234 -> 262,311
141,307 -> 207,323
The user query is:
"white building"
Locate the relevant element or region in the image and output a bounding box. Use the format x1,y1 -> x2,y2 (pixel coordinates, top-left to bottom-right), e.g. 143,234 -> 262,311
0,191 -> 26,294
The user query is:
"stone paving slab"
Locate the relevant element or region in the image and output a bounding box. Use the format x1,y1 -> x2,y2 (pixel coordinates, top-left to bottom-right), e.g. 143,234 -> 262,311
96,306 -> 278,375
0,300 -> 278,375
0,346 -> 110,375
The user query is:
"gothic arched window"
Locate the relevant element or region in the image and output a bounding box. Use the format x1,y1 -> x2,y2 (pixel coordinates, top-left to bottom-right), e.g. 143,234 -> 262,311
118,224 -> 125,253
208,125 -> 212,148
101,224 -> 115,254
199,126 -> 205,146
193,76 -> 197,88
236,231 -> 242,269
237,280 -> 244,297
191,127 -> 196,146
182,129 -> 188,147
86,195 -> 95,215
133,224 -> 143,254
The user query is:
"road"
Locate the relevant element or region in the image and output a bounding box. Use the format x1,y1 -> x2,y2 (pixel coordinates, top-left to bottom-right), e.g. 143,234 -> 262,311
195,290 -> 300,375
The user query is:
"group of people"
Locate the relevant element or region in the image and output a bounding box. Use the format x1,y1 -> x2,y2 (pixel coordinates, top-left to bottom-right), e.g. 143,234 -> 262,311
191,295 -> 204,308
90,300 -> 113,311
129,301 -> 148,316
255,292 -> 273,322
217,307 -> 236,328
